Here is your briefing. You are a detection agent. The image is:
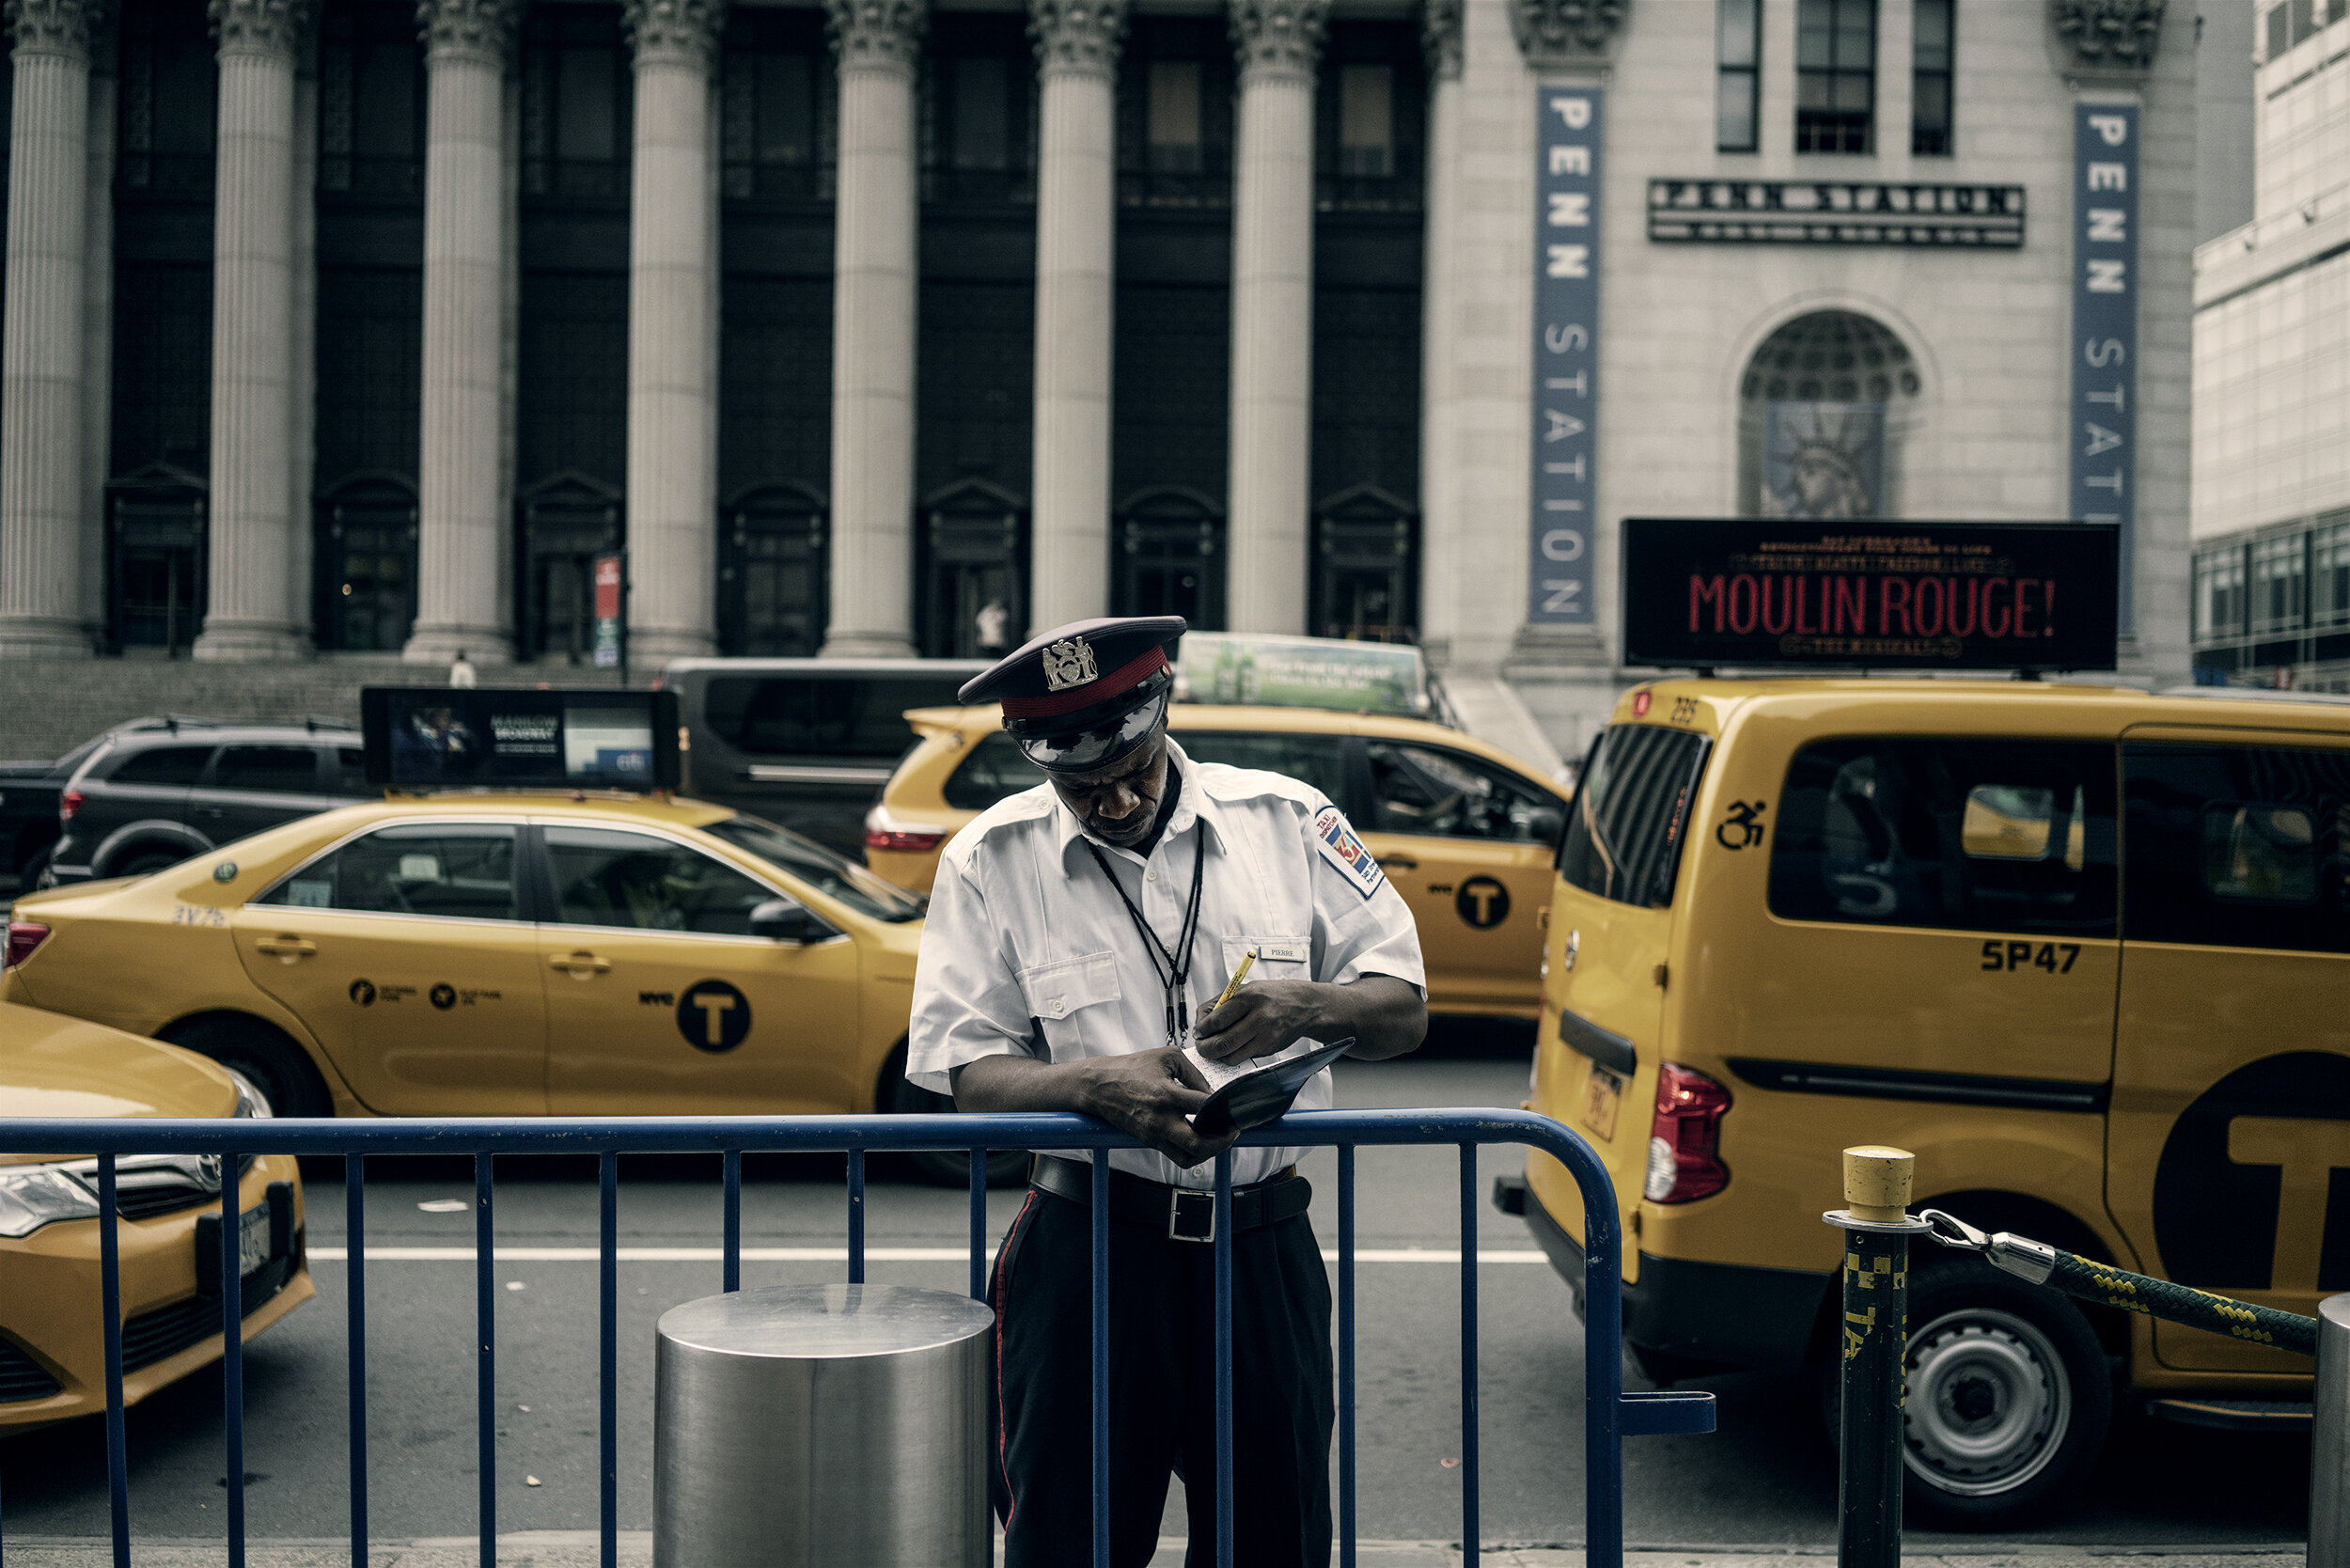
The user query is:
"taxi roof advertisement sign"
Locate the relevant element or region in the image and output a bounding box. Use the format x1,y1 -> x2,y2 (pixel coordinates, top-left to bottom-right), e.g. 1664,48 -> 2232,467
1621,519 -> 2120,673
362,687 -> 682,791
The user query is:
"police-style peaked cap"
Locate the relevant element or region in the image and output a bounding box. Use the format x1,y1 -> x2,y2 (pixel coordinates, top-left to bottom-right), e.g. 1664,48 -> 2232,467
959,616 -> 1186,774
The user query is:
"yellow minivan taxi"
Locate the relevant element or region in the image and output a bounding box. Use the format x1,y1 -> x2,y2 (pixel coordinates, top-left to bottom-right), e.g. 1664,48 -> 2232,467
0,794 -> 998,1181
0,1000 -> 311,1429
1505,679 -> 2349,1528
864,703 -> 1569,1020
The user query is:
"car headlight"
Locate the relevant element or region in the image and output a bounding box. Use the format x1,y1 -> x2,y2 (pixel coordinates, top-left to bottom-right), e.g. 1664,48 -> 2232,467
227,1068 -> 274,1120
0,1164 -> 102,1238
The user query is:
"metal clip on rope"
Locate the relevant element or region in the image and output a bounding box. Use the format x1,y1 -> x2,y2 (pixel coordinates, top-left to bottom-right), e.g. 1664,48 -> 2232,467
1919,1207 -> 2318,1360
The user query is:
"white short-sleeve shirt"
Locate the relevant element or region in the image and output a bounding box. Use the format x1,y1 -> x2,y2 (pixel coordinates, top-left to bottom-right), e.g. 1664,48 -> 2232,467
907,739 -> 1427,1187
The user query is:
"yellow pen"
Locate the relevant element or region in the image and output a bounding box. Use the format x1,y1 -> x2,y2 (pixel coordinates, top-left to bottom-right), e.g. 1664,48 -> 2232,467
1207,948 -> 1259,1012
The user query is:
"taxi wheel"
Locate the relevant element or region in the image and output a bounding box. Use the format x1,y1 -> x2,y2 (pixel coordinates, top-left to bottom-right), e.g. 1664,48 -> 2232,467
1895,1261 -> 2112,1529
164,1014 -> 333,1121
885,1065 -> 1030,1188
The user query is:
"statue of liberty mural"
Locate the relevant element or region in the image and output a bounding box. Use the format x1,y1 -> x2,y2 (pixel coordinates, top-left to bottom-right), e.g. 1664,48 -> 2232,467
1762,401 -> 1885,520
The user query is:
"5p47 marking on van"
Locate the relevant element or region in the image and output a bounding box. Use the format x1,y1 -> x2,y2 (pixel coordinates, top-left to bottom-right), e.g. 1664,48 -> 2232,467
1980,940 -> 2083,974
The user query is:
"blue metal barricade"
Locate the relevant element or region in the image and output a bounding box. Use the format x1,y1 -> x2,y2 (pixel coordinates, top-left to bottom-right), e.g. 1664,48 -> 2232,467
0,1108 -> 1716,1568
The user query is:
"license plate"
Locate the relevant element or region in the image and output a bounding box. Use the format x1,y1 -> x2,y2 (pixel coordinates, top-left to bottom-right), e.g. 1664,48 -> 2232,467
210,1205 -> 271,1278
1581,1063 -> 1623,1141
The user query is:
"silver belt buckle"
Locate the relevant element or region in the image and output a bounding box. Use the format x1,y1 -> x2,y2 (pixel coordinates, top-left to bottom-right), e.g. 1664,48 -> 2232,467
1168,1188 -> 1215,1243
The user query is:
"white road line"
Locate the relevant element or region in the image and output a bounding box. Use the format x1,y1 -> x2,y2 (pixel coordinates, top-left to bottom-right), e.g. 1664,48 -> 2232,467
304,1246 -> 1550,1264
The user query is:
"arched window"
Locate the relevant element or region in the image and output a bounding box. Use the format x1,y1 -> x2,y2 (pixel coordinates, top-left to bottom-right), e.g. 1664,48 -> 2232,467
1737,310 -> 1921,519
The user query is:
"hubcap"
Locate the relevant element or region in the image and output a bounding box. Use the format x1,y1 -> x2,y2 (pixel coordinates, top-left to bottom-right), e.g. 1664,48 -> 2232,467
1903,1308 -> 2070,1497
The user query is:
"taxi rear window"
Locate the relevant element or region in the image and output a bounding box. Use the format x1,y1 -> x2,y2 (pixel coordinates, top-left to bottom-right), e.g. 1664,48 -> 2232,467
1557,725 -> 1710,908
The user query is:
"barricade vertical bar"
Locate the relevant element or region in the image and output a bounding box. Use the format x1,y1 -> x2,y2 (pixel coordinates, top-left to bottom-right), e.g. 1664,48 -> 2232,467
477,1152 -> 494,1568
968,1150 -> 988,1302
224,1148 -> 246,1568
346,1156 -> 368,1568
99,1156 -> 129,1568
847,1148 -> 866,1285
599,1152 -> 618,1568
1338,1144 -> 1355,1568
1090,1153 -> 1109,1568
1214,1152 -> 1234,1568
1459,1143 -> 1480,1564
721,1149 -> 741,1294
1583,1195 -> 1624,1568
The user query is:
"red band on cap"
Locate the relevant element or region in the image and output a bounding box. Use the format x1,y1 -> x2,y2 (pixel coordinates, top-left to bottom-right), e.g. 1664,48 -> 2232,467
1000,646 -> 1168,721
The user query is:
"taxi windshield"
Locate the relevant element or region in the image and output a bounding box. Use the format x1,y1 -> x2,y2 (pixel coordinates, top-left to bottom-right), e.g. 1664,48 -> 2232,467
705,814 -> 925,923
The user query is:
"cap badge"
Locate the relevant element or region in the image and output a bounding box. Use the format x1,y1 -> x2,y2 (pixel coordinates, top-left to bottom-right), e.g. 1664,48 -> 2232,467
1042,636 -> 1099,693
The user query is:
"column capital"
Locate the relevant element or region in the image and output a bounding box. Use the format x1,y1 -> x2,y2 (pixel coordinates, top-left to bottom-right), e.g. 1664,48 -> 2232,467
624,0 -> 727,71
1420,0 -> 1463,81
209,0 -> 310,60
1508,0 -> 1625,70
2048,0 -> 2165,75
1229,0 -> 1326,86
1029,0 -> 1124,78
417,0 -> 522,69
5,0 -> 110,62
826,0 -> 925,71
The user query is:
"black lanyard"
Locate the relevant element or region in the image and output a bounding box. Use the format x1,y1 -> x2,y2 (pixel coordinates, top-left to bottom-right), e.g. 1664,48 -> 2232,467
1083,830 -> 1208,1050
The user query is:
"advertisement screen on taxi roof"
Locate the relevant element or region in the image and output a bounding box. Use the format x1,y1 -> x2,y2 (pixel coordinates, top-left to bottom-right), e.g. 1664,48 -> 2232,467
361,687 -> 681,791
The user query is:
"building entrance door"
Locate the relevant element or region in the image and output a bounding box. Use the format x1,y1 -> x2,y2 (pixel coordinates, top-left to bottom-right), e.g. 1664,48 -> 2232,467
106,465 -> 209,655
720,482 -> 828,656
517,472 -> 622,664
1115,487 -> 1225,629
918,480 -> 1027,658
1311,485 -> 1417,642
319,475 -> 419,651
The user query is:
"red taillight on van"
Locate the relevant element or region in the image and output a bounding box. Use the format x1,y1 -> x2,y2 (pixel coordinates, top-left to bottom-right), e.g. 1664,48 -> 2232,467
4,921 -> 51,971
1643,1063 -> 1731,1203
58,790 -> 84,823
863,804 -> 946,855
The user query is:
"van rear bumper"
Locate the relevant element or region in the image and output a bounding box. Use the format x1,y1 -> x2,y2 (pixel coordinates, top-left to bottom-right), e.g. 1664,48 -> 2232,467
1518,1182 -> 1830,1377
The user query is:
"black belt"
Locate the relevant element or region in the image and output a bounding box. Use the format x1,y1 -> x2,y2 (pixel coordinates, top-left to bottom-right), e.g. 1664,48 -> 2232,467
1029,1155 -> 1311,1244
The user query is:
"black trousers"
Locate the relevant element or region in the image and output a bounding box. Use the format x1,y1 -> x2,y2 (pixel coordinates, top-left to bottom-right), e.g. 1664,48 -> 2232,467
989,1184 -> 1335,1568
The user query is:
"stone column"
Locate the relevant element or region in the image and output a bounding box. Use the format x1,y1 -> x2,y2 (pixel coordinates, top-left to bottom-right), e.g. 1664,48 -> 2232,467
622,0 -> 725,665
1026,0 -> 1123,633
404,0 -> 518,666
820,0 -> 924,658
0,0 -> 105,657
79,9 -> 115,643
1224,0 -> 1324,635
193,0 -> 309,661
287,23 -> 316,648
1414,0 -> 1461,664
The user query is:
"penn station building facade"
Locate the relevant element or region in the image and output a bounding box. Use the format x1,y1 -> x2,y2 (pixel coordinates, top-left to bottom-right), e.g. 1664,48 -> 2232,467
0,0 -> 2195,754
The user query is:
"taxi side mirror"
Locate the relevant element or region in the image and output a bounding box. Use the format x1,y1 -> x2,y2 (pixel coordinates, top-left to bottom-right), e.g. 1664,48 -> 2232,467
1525,805 -> 1565,845
751,898 -> 833,944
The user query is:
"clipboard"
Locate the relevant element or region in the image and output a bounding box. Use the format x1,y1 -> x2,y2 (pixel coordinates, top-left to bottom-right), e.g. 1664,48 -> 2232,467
1190,1038 -> 1354,1137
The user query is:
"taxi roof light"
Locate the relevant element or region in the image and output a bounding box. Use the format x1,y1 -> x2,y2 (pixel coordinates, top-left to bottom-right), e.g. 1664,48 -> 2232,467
1644,1062 -> 1731,1204
4,920 -> 52,972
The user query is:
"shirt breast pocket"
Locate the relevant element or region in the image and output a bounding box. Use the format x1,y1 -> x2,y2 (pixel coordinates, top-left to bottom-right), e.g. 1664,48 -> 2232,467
1018,950 -> 1123,1056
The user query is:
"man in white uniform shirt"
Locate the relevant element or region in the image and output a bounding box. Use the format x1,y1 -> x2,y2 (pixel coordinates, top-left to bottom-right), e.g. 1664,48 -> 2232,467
908,615 -> 1427,1568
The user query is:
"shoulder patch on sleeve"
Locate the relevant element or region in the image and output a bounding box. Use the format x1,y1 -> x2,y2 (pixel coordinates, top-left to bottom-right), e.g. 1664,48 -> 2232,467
1312,805 -> 1386,901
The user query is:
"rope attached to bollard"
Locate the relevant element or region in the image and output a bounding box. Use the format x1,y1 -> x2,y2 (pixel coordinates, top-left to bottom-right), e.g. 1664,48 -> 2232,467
1917,1209 -> 2318,1360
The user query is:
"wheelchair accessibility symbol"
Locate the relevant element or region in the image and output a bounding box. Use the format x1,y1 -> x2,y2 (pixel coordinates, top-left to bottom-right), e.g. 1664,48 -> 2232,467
1716,800 -> 1766,850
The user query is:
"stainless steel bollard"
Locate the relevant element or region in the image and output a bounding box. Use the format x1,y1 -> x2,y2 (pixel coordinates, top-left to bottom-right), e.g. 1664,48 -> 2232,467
2312,1294 -> 2350,1568
654,1282 -> 995,1568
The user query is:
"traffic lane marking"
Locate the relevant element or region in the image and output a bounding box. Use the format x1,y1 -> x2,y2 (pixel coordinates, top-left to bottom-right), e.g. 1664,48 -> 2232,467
305,1246 -> 1549,1263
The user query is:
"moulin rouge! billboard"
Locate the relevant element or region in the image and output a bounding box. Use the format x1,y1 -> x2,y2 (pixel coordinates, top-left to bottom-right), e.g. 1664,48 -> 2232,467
1621,519 -> 2120,672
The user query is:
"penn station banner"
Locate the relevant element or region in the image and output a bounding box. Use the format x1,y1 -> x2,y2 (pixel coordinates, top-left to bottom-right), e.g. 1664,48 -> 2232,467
1528,85 -> 1603,628
1620,519 -> 2120,672
2070,102 -> 2138,631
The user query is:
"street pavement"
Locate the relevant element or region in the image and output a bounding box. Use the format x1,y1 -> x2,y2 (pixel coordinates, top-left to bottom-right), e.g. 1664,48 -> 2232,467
0,1043 -> 2316,1555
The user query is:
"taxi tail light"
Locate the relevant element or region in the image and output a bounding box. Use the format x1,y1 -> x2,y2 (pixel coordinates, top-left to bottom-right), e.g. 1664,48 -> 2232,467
4,921 -> 50,971
58,790 -> 83,823
1643,1062 -> 1731,1204
863,805 -> 946,855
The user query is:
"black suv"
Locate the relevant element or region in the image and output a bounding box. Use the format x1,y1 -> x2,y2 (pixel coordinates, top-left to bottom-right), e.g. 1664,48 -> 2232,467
44,718 -> 369,885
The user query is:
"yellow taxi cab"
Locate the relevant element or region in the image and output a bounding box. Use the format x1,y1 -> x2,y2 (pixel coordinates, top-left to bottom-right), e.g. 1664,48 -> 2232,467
0,792 -> 1003,1181
1502,677 -> 2350,1527
0,999 -> 311,1429
863,702 -> 1569,1020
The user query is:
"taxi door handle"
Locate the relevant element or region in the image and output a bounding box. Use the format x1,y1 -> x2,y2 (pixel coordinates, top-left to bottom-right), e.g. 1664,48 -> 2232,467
549,951 -> 611,977
1376,855 -> 1418,870
254,935 -> 317,962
